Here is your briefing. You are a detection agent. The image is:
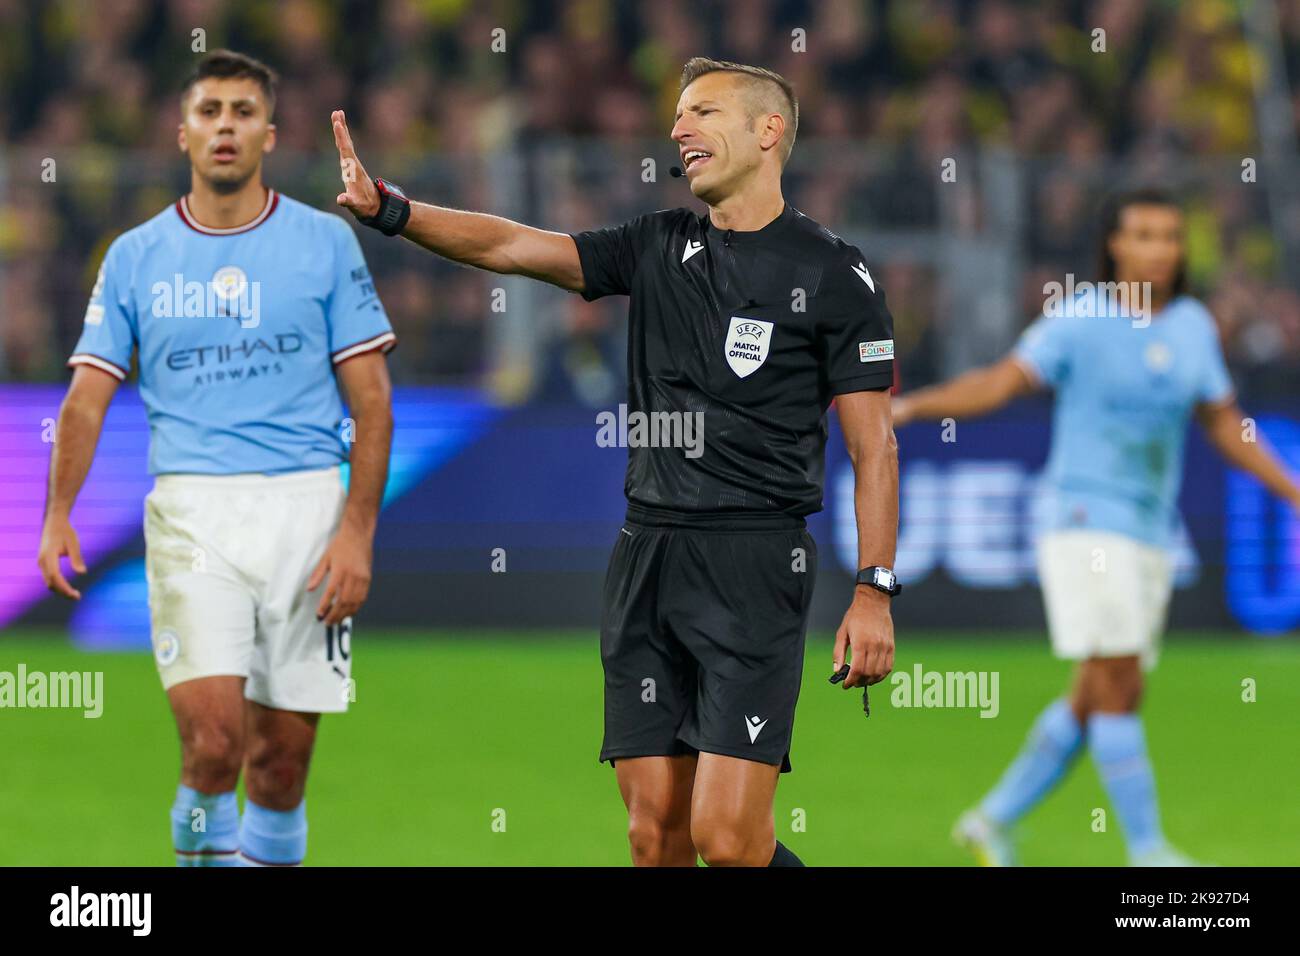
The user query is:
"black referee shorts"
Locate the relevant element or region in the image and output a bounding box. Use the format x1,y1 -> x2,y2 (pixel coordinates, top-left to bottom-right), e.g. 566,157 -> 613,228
598,508 -> 817,773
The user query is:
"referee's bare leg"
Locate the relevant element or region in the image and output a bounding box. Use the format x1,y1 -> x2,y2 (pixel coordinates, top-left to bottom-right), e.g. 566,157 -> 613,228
615,755 -> 699,866
689,753 -> 780,867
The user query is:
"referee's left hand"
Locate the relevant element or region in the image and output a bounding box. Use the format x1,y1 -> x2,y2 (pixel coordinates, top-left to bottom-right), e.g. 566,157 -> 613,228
331,109 -> 380,220
308,520 -> 374,626
833,589 -> 895,688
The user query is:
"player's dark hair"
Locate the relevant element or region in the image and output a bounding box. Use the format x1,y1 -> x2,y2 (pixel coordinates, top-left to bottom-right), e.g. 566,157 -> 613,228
181,49 -> 279,117
1096,187 -> 1187,296
680,57 -> 799,166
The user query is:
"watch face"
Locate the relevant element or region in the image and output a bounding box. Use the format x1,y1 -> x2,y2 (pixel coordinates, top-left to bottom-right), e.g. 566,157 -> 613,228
874,568 -> 894,589
379,179 -> 407,200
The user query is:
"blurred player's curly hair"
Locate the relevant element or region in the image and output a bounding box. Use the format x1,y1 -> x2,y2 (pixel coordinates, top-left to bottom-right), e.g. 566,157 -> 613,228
181,49 -> 279,118
680,57 -> 798,167
1096,187 -> 1187,297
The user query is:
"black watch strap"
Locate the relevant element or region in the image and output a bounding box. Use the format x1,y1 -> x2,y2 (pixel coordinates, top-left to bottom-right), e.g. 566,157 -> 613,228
358,178 -> 411,237
856,566 -> 902,596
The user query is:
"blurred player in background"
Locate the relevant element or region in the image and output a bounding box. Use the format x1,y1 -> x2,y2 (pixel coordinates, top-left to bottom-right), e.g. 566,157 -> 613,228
36,50 -> 396,866
332,57 -> 900,866
893,188 -> 1300,866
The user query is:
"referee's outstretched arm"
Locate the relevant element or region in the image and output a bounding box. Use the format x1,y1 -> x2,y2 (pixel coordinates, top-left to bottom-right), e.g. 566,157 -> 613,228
331,110 -> 585,292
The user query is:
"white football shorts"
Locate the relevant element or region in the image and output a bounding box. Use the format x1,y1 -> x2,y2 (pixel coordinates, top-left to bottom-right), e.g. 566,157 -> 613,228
144,465 -> 354,712
1036,529 -> 1173,671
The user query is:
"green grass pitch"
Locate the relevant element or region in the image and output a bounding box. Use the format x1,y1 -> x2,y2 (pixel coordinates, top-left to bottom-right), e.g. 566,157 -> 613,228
1,629 -> 1297,866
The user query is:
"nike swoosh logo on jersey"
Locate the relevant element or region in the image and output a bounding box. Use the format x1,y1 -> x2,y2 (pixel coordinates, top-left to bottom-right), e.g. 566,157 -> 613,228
851,261 -> 876,292
745,715 -> 769,743
682,240 -> 704,264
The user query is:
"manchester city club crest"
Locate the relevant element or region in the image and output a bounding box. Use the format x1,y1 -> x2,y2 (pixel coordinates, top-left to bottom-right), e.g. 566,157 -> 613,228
154,630 -> 181,667
1143,341 -> 1173,374
211,265 -> 247,302
724,317 -> 773,378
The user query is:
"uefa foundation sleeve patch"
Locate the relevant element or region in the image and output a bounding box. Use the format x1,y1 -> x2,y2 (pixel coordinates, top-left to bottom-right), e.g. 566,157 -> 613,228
859,339 -> 894,363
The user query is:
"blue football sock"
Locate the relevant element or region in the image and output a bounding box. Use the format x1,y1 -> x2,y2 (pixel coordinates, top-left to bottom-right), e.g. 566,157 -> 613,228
238,799 -> 307,866
980,698 -> 1083,826
1088,712 -> 1165,858
170,784 -> 239,867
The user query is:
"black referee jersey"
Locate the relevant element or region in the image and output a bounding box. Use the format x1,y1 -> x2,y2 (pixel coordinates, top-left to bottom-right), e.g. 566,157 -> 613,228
570,203 -> 895,522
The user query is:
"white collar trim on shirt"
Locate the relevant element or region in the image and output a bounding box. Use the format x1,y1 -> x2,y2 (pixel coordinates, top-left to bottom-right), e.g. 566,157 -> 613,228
177,189 -> 278,235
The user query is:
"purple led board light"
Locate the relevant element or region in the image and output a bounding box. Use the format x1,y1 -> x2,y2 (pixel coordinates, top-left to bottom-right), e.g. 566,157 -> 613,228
0,385 -> 152,629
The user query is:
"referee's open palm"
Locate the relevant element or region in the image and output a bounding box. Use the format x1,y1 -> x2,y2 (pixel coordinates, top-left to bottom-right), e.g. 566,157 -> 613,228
331,109 -> 380,220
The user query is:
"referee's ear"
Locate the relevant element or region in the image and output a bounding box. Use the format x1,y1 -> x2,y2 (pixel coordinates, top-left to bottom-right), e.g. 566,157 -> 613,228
758,111 -> 786,159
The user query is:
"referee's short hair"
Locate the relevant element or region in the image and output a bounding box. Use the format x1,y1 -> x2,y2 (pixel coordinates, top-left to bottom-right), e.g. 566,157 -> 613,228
679,57 -> 799,168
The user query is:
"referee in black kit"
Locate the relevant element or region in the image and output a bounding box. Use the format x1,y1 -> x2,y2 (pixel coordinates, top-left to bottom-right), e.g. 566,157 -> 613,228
332,56 -> 900,867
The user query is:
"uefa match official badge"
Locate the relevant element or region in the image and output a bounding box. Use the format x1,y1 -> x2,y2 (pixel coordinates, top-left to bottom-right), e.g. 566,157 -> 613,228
725,317 -> 773,378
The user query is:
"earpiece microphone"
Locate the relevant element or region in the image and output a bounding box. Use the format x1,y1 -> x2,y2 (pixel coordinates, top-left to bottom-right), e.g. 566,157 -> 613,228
669,165 -> 684,178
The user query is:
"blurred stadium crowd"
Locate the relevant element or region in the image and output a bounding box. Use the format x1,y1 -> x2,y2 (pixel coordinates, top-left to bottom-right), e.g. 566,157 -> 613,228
2,0 -> 1300,401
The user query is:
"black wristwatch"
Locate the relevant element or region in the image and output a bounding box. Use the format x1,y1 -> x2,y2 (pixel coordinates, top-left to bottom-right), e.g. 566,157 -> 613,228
357,178 -> 411,236
856,566 -> 902,597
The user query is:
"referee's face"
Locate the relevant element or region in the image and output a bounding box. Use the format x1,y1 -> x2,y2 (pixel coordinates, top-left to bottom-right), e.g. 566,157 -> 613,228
178,77 -> 277,193
672,73 -> 764,203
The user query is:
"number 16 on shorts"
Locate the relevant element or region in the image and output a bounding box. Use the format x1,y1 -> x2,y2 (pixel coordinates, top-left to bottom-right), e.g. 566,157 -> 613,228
325,619 -> 353,688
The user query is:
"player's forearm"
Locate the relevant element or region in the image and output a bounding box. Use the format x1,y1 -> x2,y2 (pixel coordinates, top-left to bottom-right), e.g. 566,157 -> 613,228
340,398 -> 393,537
402,203 -> 531,274
901,366 -> 1014,422
1209,416 -> 1300,507
45,401 -> 106,519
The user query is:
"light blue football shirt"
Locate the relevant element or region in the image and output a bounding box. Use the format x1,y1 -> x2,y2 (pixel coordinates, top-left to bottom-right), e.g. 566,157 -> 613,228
69,190 -> 395,475
1014,292 -> 1233,548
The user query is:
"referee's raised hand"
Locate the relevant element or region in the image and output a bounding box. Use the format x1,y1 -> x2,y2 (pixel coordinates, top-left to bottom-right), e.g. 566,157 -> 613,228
331,109 -> 380,219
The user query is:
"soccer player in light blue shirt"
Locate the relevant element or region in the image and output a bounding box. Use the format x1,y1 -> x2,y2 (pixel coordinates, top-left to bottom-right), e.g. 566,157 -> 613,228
36,51 -> 396,867
893,189 -> 1300,865
1019,278 -> 1234,551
